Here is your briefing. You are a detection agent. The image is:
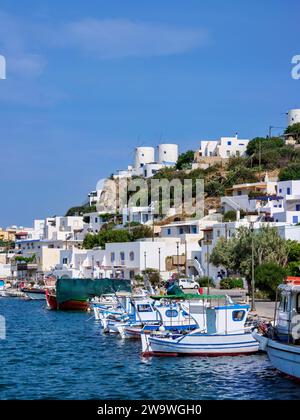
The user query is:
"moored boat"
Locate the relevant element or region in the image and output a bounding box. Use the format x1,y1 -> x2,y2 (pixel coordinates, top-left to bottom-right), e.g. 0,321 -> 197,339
46,277 -> 131,311
252,277 -> 300,381
141,294 -> 259,357
45,288 -> 89,311
21,287 -> 46,300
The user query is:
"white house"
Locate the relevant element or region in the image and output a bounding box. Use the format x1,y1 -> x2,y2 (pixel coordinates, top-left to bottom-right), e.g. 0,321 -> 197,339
221,177 -> 278,214
197,135 -> 249,159
44,216 -> 84,241
258,180 -> 300,224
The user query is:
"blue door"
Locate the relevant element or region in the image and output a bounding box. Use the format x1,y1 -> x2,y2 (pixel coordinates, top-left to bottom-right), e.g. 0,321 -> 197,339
293,216 -> 299,224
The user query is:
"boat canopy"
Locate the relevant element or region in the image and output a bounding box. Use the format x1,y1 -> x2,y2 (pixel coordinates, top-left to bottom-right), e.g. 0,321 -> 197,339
56,278 -> 131,305
151,294 -> 227,300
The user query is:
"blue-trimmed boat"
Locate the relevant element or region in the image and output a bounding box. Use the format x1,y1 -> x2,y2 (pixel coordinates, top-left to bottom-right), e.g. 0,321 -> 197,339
141,295 -> 259,356
252,277 -> 300,380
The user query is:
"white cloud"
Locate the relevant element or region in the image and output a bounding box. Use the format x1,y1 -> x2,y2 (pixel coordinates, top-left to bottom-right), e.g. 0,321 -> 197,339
53,18 -> 209,59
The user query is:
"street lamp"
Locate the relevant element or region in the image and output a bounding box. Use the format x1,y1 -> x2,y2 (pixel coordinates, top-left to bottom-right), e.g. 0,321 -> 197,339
250,222 -> 256,312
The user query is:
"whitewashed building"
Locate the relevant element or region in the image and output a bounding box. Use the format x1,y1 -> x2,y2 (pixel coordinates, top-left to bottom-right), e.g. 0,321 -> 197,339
197,135 -> 249,159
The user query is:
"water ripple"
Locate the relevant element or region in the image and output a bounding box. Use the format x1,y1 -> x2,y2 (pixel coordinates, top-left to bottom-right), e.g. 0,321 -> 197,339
0,298 -> 300,400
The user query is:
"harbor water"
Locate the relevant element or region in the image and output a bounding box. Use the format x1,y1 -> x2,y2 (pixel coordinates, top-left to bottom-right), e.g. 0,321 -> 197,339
0,298 -> 299,400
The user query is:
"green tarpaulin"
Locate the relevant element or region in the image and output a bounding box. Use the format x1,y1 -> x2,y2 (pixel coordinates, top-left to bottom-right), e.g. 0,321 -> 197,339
56,278 -> 132,304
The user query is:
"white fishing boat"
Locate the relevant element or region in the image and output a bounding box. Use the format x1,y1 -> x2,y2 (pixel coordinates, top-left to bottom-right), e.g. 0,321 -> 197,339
0,280 -> 5,297
141,294 -> 259,356
91,295 -> 121,320
252,277 -> 300,381
21,286 -> 46,300
117,294 -> 209,339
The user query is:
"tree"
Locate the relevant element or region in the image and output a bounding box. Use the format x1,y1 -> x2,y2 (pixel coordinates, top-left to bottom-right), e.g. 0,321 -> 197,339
286,261 -> 300,277
223,210 -> 245,222
255,262 -> 286,300
246,137 -> 284,157
83,225 -> 153,249
286,240 -> 300,262
176,150 -> 195,170
65,205 -> 96,216
279,163 -> 300,181
210,225 -> 289,284
129,225 -> 153,241
142,268 -> 161,287
210,237 -> 236,275
285,123 -> 300,143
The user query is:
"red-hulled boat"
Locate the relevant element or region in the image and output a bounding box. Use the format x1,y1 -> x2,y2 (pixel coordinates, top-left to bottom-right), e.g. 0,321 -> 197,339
45,288 -> 89,311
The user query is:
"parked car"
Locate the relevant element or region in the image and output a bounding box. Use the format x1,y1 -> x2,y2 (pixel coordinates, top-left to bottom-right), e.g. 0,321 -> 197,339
178,278 -> 199,290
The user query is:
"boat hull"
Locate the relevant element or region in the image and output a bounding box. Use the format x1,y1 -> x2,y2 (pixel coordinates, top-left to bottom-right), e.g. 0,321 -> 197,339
267,340 -> 300,380
46,290 -> 88,311
142,332 -> 259,357
22,289 -> 46,301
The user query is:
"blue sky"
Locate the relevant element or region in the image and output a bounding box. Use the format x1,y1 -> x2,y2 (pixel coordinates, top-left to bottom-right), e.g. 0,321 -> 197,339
0,0 -> 299,227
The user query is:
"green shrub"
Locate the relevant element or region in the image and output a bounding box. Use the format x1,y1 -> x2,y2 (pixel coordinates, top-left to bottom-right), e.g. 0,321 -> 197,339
176,150 -> 195,170
279,163 -> 300,181
255,262 -> 286,300
286,261 -> 300,277
220,278 -> 244,289
198,276 -> 215,288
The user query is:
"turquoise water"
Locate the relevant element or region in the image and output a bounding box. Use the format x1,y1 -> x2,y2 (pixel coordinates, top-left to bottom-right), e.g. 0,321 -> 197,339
0,298 -> 299,400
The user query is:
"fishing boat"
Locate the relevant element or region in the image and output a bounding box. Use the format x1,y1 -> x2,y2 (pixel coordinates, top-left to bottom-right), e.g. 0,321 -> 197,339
46,277 -> 131,311
91,295 -> 125,320
141,294 -> 259,356
21,286 -> 46,300
46,288 -> 89,311
0,280 -> 5,297
106,294 -> 207,338
252,277 -> 300,381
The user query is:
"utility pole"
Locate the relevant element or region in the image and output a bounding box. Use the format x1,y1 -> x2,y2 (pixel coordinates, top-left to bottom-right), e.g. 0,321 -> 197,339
158,247 -> 161,286
185,239 -> 188,276
206,242 -> 210,295
250,222 -> 256,311
176,241 -> 180,278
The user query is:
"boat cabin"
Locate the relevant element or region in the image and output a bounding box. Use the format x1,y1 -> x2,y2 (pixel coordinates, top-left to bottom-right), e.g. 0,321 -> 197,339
206,302 -> 250,335
276,277 -> 300,342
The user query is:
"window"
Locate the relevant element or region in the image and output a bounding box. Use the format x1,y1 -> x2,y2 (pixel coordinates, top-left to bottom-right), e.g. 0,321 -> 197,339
227,141 -> 232,146
120,252 -> 125,262
129,251 -> 134,261
296,205 -> 300,211
95,217 -> 98,223
287,187 -> 291,195
192,226 -> 197,234
297,294 -> 300,314
179,228 -> 184,234
165,309 -> 179,318
293,216 -> 299,224
137,304 -> 153,313
279,294 -> 288,312
110,252 -> 115,263
238,191 -> 242,196
232,310 -> 246,322
279,188 -> 282,193
129,270 -> 135,279
167,228 -> 171,235
62,258 -> 68,264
